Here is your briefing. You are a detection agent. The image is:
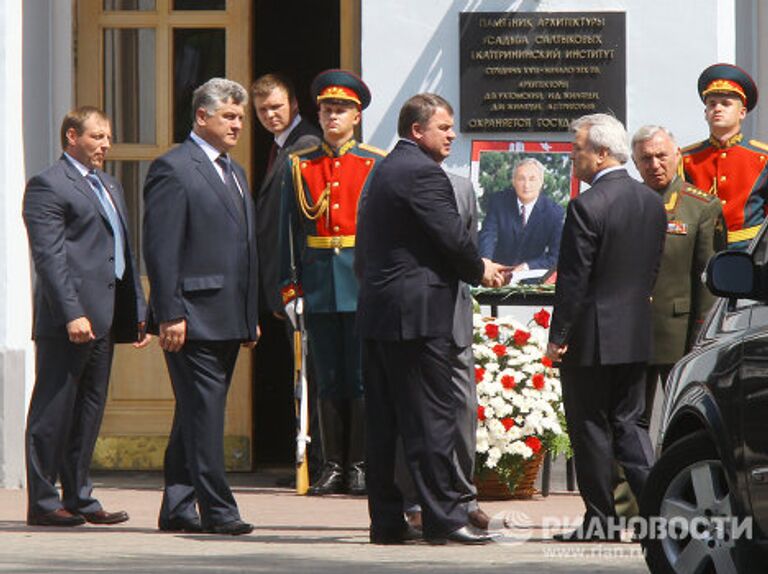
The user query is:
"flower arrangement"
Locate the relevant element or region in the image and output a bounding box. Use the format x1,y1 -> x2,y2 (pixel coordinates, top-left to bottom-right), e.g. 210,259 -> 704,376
473,308 -> 570,493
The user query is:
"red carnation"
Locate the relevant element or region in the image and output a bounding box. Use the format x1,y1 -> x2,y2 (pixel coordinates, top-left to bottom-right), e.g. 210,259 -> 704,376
513,329 -> 531,346
541,356 -> 553,368
501,417 -> 515,431
525,436 -> 542,453
484,323 -> 499,339
492,344 -> 507,357
477,406 -> 486,422
501,374 -> 516,390
475,367 -> 486,383
532,373 -> 545,390
533,308 -> 551,328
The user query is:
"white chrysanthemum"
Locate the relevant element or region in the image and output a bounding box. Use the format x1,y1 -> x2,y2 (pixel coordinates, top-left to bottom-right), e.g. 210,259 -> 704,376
486,447 -> 502,468
509,441 -> 534,459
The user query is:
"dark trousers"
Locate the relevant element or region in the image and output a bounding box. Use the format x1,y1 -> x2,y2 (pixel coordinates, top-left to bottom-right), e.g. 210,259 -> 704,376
363,337 -> 467,538
560,362 -> 654,527
160,340 -> 241,529
396,343 -> 479,513
26,336 -> 113,518
306,312 -> 362,399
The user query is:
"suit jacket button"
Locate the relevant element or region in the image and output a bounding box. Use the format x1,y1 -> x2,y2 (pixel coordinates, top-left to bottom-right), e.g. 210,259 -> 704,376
109,256 -> 115,262
108,283 -> 115,289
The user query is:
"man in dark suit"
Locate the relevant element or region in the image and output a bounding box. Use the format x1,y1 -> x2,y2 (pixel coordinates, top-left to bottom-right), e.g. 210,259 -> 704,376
357,93 -> 505,545
23,106 -> 149,527
143,78 -> 259,536
479,158 -> 564,271
251,73 -> 322,313
397,175 -> 490,532
251,73 -> 323,480
546,113 -> 666,541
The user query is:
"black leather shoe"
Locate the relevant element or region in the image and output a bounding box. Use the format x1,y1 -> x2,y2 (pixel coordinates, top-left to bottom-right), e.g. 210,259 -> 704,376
346,462 -> 366,496
427,525 -> 497,545
553,528 -> 622,542
308,462 -> 344,496
158,516 -> 203,533
206,519 -> 254,536
27,509 -> 86,527
370,524 -> 422,545
79,509 -> 129,525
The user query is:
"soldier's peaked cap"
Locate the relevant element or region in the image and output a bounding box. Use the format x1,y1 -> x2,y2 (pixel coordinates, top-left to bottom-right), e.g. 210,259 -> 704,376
698,63 -> 758,112
311,69 -> 371,110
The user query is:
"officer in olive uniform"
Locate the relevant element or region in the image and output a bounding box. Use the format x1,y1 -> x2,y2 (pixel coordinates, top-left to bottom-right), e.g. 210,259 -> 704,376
279,69 -> 386,496
682,63 -> 768,250
613,125 -> 727,519
635,125 -> 726,421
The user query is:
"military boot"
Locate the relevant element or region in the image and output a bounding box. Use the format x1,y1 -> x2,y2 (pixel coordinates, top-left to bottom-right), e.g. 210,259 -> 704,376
308,399 -> 345,496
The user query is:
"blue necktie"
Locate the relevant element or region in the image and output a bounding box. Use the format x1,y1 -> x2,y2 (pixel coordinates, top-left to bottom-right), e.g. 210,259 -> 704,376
85,171 -> 125,279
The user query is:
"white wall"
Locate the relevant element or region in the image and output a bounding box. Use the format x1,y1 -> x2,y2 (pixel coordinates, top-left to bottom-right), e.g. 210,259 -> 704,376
0,0 -> 75,488
361,0 -> 740,178
0,0 -> 32,488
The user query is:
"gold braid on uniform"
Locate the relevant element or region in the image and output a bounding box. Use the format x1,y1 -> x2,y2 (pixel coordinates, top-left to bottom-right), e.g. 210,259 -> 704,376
292,155 -> 330,222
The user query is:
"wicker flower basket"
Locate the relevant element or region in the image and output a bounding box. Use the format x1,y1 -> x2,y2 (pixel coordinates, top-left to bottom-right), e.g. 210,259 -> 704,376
476,451 -> 545,500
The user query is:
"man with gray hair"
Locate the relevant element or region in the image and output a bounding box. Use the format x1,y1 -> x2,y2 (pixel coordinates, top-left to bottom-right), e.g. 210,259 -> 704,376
608,124 -> 727,519
631,125 -> 726,427
144,77 -> 259,535
479,157 -> 564,271
546,113 -> 666,541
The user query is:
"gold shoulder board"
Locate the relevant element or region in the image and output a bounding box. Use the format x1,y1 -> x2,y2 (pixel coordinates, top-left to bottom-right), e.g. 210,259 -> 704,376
680,140 -> 708,154
290,144 -> 321,159
358,143 -> 387,157
680,185 -> 715,203
749,139 -> 768,152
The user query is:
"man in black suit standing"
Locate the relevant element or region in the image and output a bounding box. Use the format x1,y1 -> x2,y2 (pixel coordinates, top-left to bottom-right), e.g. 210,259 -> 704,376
251,73 -> 323,479
356,93 -> 505,545
143,78 -> 259,536
397,176 -> 490,532
251,73 -> 322,313
23,106 -> 150,527
546,113 -> 666,541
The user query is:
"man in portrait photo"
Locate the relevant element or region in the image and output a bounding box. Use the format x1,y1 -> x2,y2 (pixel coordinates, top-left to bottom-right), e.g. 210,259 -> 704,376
478,157 -> 564,274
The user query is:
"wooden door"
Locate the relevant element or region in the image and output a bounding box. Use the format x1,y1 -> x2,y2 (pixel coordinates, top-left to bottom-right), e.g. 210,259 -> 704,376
76,0 -> 252,470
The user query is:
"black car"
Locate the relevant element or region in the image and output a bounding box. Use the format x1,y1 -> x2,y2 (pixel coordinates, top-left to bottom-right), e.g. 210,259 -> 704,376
640,230 -> 768,573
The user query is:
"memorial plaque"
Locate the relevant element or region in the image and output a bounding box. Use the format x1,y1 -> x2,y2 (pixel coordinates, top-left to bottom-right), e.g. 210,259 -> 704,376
459,12 -> 626,132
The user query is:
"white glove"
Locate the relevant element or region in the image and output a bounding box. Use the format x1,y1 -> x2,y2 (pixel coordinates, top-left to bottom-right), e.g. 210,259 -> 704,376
284,297 -> 304,330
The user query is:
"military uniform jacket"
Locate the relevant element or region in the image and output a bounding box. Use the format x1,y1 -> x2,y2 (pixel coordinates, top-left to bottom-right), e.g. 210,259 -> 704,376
682,134 -> 768,248
651,176 -> 726,365
280,139 -> 386,313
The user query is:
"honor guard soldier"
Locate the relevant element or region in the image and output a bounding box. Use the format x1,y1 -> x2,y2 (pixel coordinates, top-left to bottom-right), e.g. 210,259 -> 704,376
682,63 -> 768,250
279,69 -> 385,496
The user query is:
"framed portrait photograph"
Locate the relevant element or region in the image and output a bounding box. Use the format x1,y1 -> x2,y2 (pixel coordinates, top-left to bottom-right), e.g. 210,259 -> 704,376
470,140 -> 578,281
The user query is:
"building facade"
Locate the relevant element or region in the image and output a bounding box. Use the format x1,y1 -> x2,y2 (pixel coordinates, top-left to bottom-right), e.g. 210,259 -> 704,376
0,0 -> 765,486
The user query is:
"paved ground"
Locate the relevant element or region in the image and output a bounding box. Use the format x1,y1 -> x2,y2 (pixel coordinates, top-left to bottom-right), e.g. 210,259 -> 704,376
0,467 -> 649,573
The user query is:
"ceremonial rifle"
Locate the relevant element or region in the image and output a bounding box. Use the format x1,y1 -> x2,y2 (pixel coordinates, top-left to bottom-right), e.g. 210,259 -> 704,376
288,217 -> 310,494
